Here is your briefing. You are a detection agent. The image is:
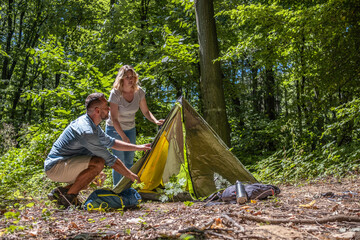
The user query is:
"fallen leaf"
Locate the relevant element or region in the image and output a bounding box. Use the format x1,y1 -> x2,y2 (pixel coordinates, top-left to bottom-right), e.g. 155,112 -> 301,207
332,204 -> 339,212
28,230 -> 38,237
126,218 -> 143,224
211,218 -> 225,229
323,224 -> 337,229
68,222 -> 79,229
299,200 -> 317,209
332,232 -> 356,240
253,211 -> 262,216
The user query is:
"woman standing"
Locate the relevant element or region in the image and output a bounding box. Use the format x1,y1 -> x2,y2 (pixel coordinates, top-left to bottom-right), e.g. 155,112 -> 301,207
106,65 -> 164,186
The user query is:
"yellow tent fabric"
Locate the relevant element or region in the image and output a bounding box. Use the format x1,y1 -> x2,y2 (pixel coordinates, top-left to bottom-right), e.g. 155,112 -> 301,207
138,131 -> 169,191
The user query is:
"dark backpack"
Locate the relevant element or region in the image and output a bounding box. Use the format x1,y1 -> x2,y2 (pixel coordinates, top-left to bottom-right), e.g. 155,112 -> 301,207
84,188 -> 141,211
221,183 -> 281,202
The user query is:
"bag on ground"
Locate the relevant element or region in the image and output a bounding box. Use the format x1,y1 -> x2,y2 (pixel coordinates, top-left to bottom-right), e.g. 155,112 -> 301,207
84,188 -> 141,211
221,183 -> 281,202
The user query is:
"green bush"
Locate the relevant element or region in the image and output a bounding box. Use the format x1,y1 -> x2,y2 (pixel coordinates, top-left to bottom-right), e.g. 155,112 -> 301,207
253,141 -> 360,183
0,126 -> 58,199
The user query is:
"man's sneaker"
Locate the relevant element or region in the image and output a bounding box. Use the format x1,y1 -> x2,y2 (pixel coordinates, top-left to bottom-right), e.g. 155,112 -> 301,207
58,193 -> 82,208
47,187 -> 68,205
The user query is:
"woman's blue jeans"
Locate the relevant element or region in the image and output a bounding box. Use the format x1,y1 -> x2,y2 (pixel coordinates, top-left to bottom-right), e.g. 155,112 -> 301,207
105,125 -> 136,186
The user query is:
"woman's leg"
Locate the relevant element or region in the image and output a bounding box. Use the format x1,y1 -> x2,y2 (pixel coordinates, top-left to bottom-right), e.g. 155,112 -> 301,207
122,127 -> 136,170
105,125 -> 125,186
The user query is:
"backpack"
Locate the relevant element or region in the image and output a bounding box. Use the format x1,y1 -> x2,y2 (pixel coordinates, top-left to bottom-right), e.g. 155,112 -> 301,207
221,183 -> 281,202
84,188 -> 141,211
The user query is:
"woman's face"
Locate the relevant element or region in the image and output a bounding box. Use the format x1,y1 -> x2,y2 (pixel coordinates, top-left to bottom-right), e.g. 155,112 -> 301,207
122,70 -> 135,88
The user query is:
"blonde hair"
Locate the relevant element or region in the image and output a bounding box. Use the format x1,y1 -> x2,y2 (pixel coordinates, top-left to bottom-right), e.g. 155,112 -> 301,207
113,65 -> 139,93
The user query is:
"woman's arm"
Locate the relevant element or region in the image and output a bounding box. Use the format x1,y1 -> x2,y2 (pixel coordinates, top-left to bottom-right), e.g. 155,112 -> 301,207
139,97 -> 164,125
110,102 -> 130,143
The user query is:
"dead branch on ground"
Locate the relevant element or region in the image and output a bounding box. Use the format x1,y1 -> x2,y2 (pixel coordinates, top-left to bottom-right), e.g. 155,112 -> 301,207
231,214 -> 360,224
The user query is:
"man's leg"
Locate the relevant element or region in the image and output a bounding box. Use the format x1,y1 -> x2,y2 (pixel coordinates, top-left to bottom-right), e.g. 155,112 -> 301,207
67,156 -> 105,195
46,155 -> 105,207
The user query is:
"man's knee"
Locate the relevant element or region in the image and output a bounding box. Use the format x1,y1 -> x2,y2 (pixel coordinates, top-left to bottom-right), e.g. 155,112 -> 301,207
89,156 -> 105,171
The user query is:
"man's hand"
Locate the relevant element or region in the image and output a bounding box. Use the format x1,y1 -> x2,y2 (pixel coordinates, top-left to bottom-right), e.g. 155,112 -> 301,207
137,143 -> 151,151
129,173 -> 141,183
112,160 -> 141,183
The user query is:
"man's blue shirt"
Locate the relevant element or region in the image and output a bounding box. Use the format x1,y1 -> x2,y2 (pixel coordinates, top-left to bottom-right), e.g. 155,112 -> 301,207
44,114 -> 117,171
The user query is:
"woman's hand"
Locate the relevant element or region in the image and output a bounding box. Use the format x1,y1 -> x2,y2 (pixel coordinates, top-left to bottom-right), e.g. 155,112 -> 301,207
121,134 -> 130,143
156,119 -> 165,125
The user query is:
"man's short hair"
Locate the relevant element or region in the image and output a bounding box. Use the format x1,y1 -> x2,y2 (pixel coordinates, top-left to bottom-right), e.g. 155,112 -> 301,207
85,93 -> 105,110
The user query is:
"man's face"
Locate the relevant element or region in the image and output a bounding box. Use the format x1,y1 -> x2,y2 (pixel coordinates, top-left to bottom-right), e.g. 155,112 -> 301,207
99,98 -> 110,121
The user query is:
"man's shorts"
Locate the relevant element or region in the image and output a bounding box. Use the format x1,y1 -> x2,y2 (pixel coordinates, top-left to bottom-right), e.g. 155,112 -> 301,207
45,155 -> 92,183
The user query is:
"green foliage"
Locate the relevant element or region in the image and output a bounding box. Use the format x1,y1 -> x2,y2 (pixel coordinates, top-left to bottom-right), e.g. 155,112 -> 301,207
1,202 -> 39,235
4,211 -> 20,220
214,173 -> 231,190
322,98 -> 360,145
253,140 -> 360,183
251,99 -> 360,182
183,201 -> 194,207
180,234 -> 196,240
131,180 -> 145,191
0,123 -> 18,154
158,176 -> 187,202
0,124 -> 58,198
2,225 -> 26,234
133,134 -> 156,162
41,208 -> 53,220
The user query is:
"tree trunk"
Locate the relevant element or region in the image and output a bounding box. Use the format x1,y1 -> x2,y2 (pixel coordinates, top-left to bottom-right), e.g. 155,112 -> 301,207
296,79 -> 303,136
139,0 -> 150,47
264,68 -> 276,120
194,0 -> 231,147
55,73 -> 61,88
1,0 -> 14,81
11,54 -> 30,121
41,74 -> 46,119
251,65 -> 260,113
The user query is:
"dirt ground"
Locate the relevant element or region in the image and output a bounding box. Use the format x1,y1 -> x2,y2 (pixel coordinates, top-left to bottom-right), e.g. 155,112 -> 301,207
1,176 -> 359,239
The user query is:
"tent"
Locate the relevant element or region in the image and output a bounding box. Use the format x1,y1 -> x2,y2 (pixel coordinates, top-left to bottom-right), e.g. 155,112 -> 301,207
113,97 -> 257,200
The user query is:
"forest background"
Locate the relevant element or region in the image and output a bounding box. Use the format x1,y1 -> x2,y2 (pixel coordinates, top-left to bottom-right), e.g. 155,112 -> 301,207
0,0 -> 360,202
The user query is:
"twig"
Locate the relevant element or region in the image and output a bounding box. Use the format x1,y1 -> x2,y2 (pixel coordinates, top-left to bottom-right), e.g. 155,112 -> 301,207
221,214 -> 245,232
204,227 -> 237,232
178,227 -> 204,234
206,231 -> 235,240
203,218 -> 215,229
236,236 -> 268,240
231,213 -> 360,224
202,193 -> 221,207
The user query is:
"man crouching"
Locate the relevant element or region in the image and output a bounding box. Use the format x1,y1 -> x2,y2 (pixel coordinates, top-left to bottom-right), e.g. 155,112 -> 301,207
44,92 -> 150,208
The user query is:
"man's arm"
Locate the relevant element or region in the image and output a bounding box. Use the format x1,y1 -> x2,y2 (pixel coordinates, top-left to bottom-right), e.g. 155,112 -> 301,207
112,139 -> 151,152
112,159 -> 140,182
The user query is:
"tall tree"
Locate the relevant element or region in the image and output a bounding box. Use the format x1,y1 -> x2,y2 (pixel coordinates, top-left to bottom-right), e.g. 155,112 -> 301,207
194,0 -> 231,146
